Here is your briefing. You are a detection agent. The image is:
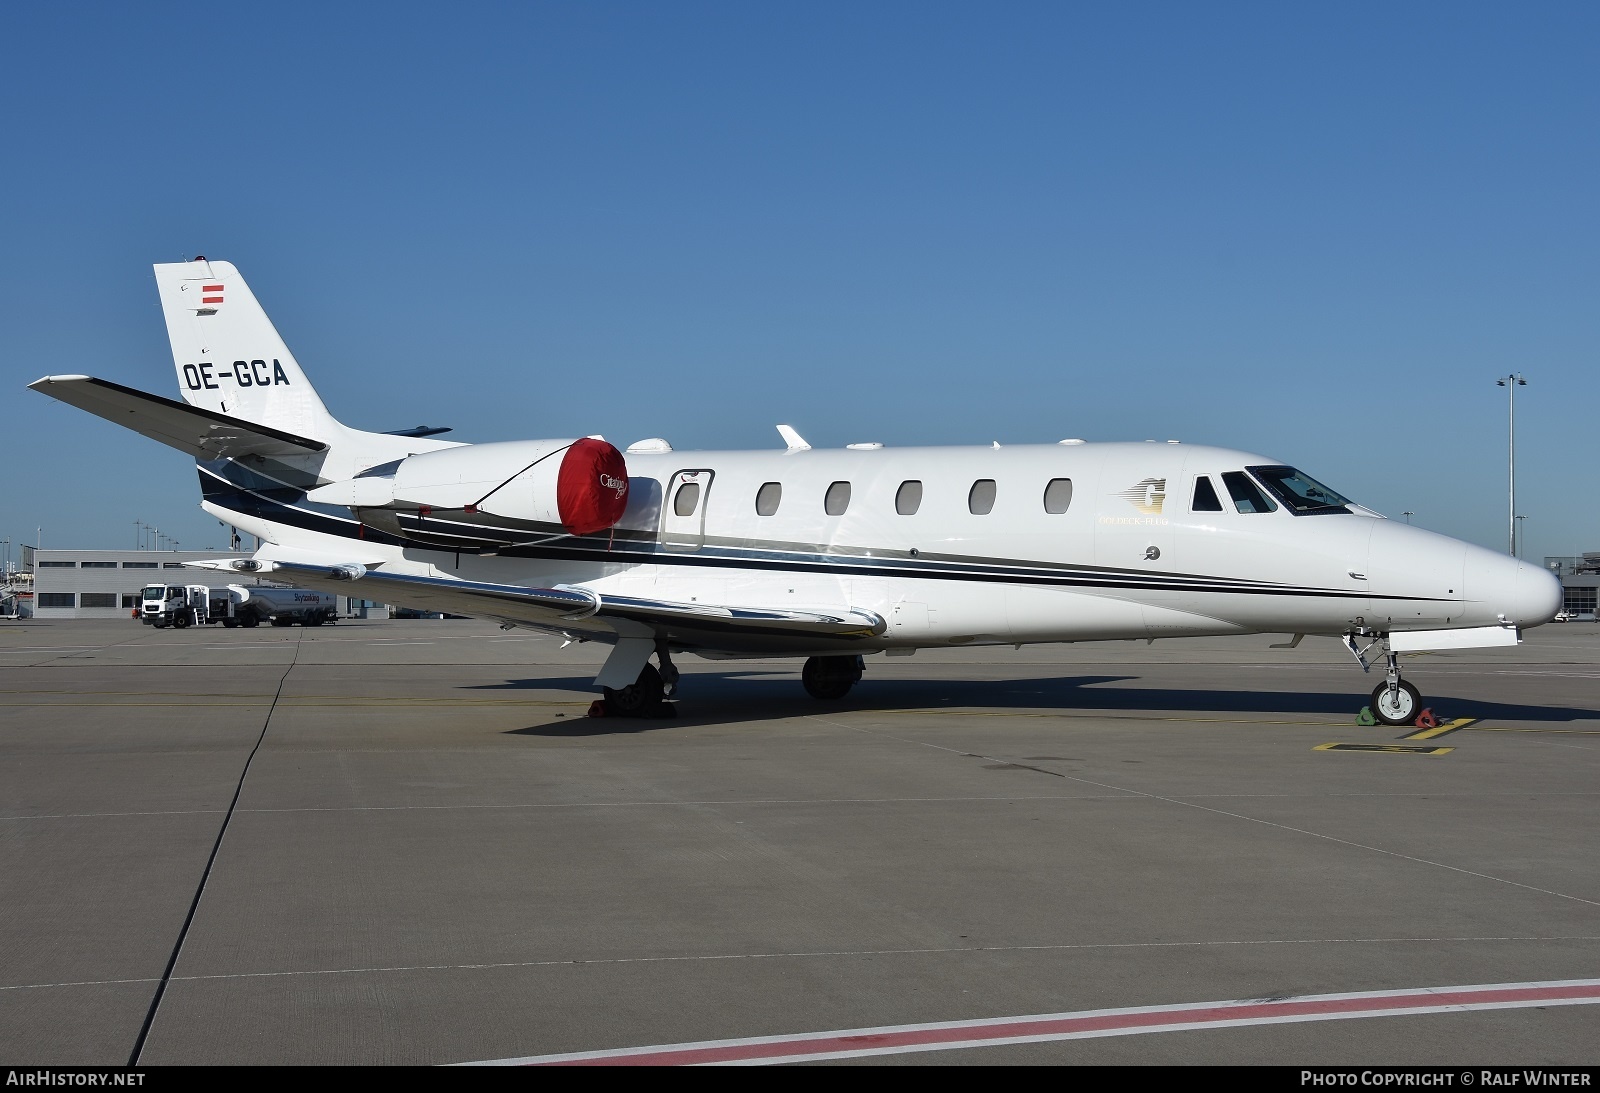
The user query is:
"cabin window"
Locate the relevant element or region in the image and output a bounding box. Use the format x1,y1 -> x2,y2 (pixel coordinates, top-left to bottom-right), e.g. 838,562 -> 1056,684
1221,471 -> 1277,514
673,482 -> 701,517
755,482 -> 782,516
968,479 -> 997,515
895,480 -> 923,515
825,481 -> 852,516
1042,478 -> 1073,514
1191,475 -> 1223,512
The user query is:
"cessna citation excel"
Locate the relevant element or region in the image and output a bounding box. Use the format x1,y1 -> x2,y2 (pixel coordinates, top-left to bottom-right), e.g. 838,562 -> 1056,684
31,259 -> 1560,723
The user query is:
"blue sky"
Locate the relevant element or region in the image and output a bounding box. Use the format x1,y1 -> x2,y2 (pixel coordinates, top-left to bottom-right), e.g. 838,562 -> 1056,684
2,3 -> 1595,561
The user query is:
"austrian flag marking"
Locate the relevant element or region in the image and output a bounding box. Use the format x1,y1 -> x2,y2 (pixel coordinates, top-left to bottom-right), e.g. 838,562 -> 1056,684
202,284 -> 224,304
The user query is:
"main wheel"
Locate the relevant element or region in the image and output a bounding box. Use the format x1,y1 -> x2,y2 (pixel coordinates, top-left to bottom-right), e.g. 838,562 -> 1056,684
802,655 -> 863,700
1371,680 -> 1422,725
604,664 -> 665,717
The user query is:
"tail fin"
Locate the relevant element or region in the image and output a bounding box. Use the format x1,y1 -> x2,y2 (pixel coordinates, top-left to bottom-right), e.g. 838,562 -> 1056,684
154,259 -> 341,442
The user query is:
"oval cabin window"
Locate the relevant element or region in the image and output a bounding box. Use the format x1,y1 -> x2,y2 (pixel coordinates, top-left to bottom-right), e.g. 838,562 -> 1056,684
968,479 -> 996,515
895,480 -> 922,515
1043,478 -> 1073,514
824,481 -> 852,516
673,482 -> 701,517
755,482 -> 782,516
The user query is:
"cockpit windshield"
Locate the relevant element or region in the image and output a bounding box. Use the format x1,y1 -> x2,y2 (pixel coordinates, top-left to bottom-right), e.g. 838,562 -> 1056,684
1246,465 -> 1353,515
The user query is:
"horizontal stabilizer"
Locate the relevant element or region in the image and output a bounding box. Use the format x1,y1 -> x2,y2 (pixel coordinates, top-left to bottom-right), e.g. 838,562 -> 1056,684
210,558 -> 886,642
28,375 -> 327,460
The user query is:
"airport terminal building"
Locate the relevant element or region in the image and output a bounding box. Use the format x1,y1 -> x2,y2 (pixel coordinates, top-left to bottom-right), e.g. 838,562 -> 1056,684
17,547 -> 393,621
1545,555 -> 1600,621
24,548 -> 257,619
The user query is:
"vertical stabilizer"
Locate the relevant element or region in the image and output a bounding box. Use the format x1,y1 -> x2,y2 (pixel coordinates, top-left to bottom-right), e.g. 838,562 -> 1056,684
153,259 -> 340,441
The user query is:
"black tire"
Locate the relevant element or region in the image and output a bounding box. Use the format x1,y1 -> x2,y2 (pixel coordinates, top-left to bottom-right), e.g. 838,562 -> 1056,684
802,655 -> 863,700
242,614 -> 260,628
305,614 -> 323,627
1371,680 -> 1422,726
172,612 -> 190,629
222,619 -> 239,628
603,664 -> 665,717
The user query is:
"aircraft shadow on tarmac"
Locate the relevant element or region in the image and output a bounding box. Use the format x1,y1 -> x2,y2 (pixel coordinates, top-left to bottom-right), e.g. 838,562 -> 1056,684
480,673 -> 1600,736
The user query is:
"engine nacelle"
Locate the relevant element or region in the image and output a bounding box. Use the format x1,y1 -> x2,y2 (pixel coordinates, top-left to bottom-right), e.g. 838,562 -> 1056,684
307,437 -> 630,536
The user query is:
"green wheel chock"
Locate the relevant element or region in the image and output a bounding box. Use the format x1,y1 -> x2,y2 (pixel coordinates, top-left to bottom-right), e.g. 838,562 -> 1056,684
1356,706 -> 1377,726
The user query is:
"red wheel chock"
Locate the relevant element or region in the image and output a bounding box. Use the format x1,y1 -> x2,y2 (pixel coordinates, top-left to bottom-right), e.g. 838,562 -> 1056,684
1413,708 -> 1439,730
586,699 -> 608,718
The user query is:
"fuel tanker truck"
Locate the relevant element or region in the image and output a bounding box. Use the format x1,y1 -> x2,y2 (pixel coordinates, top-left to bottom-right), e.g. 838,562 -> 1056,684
141,583 -> 338,628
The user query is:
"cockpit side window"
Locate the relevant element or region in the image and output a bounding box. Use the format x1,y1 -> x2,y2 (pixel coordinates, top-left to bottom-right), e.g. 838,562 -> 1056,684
1191,475 -> 1223,512
1221,471 -> 1277,514
1245,465 -> 1353,515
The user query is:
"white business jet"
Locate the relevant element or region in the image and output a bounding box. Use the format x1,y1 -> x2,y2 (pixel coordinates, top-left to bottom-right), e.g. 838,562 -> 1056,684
30,259 -> 1560,722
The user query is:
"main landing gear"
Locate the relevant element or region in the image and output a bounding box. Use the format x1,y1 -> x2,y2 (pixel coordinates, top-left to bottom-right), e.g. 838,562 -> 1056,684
595,647 -> 867,716
1344,632 -> 1423,726
802,655 -> 864,700
598,641 -> 680,718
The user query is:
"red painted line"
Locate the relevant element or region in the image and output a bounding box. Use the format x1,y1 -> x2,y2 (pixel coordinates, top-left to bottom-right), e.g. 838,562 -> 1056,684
203,285 -> 224,291
459,979 -> 1600,1066
202,296 -> 223,304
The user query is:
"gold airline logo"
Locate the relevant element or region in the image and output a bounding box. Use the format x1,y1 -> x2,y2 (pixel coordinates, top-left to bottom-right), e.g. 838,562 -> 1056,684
1118,478 -> 1167,515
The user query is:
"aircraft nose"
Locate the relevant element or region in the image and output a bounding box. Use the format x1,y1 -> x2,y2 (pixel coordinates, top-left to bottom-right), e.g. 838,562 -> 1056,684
1511,561 -> 1563,627
1461,548 -> 1562,627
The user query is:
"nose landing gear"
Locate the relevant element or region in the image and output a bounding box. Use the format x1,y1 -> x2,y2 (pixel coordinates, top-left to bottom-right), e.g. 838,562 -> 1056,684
1344,632 -> 1424,726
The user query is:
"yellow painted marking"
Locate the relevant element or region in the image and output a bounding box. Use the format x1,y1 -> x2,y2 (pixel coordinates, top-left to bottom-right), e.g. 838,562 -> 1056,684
1315,743 -> 1454,756
1402,718 -> 1477,740
1468,726 -> 1600,736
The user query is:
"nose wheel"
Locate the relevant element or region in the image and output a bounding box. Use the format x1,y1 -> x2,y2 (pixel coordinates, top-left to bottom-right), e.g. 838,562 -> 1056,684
1371,679 -> 1422,725
1345,632 -> 1427,726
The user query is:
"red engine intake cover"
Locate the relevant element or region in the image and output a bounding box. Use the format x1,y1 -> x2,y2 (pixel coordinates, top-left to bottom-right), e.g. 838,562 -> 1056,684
555,438 -> 630,536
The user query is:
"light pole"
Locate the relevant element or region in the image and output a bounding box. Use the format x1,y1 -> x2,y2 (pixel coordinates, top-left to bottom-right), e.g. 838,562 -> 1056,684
1496,374 -> 1527,556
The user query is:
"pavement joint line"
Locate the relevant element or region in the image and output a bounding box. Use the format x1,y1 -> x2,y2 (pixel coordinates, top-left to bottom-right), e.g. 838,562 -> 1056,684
808,714 -> 1600,910
125,630 -> 304,1067
10,788 -> 1600,823
6,936 -> 1599,994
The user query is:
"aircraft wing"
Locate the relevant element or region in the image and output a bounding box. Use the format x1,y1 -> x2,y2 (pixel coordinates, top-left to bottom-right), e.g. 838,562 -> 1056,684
211,559 -> 887,646
28,375 -> 327,460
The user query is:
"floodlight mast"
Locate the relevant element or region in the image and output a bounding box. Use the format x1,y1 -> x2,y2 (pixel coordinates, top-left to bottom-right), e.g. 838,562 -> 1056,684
1496,375 -> 1527,557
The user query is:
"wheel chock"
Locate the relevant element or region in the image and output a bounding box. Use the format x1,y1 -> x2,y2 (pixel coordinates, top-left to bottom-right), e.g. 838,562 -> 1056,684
1356,706 -> 1377,726
1413,708 -> 1439,730
586,699 -> 608,718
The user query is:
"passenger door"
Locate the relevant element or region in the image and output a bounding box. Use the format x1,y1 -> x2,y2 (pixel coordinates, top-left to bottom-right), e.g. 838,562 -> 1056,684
662,469 -> 714,552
